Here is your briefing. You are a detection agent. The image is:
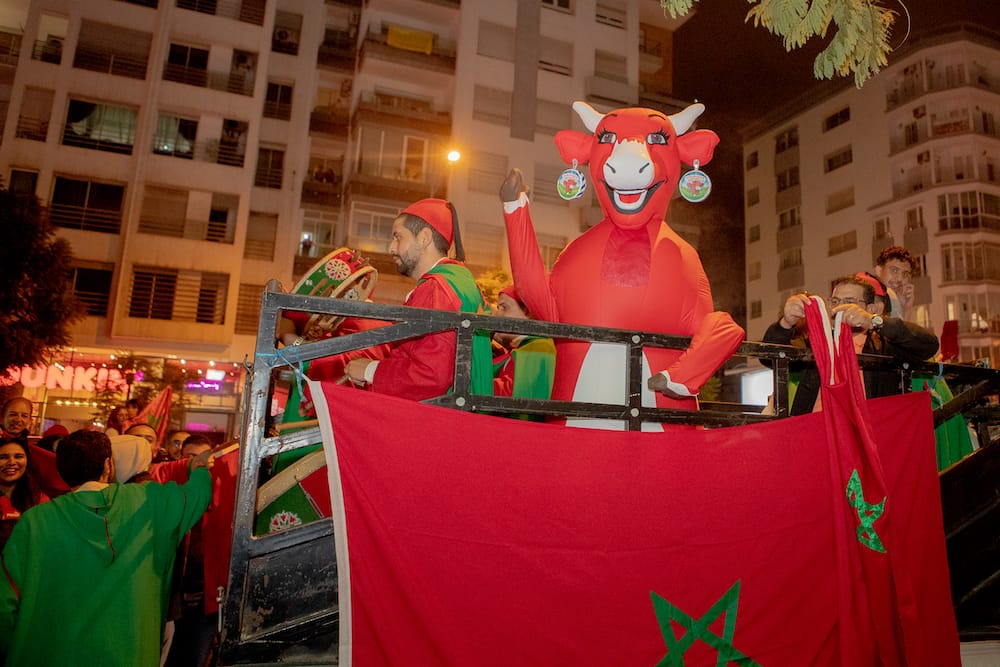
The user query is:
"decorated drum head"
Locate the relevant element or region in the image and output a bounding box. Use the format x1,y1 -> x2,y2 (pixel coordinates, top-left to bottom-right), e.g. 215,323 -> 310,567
291,247 -> 378,340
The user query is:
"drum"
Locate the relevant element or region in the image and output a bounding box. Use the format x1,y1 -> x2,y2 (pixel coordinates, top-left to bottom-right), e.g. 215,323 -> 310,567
290,247 -> 378,341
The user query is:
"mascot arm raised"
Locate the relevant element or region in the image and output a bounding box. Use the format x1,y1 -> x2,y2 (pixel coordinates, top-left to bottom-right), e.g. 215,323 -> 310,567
500,168 -> 559,322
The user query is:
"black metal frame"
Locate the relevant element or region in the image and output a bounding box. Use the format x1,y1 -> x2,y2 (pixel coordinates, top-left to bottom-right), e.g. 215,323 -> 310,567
219,283 -> 1000,664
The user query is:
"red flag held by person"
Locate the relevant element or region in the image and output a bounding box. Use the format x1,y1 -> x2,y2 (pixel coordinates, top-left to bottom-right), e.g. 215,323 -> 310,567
311,368 -> 959,666
124,387 -> 173,445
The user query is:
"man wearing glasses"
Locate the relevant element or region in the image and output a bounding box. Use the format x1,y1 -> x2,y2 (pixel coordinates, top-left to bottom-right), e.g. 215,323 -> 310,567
763,274 -> 938,415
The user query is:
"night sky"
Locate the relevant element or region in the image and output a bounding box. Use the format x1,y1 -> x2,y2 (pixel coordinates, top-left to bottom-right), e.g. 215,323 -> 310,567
665,0 -> 996,326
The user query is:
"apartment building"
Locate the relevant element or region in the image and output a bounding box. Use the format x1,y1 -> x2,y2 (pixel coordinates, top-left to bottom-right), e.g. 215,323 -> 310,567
0,0 -> 690,431
743,24 -> 1000,366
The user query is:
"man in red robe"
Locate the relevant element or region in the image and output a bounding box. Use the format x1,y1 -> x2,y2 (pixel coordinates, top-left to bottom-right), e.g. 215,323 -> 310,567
344,198 -> 492,400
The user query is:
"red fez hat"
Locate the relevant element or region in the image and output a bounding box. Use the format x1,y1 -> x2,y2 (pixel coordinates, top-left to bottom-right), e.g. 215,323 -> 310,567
499,285 -> 524,308
854,272 -> 887,297
401,198 -> 465,261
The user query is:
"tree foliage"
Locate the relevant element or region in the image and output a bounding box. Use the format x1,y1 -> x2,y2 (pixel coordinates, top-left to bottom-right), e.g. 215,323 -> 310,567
0,190 -> 84,372
661,0 -> 897,86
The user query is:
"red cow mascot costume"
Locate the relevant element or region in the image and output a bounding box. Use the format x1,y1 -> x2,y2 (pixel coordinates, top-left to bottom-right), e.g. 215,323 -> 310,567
501,101 -> 744,429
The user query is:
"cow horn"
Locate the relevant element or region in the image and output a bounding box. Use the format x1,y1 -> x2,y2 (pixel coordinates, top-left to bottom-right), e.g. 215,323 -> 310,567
668,103 -> 706,136
572,101 -> 605,134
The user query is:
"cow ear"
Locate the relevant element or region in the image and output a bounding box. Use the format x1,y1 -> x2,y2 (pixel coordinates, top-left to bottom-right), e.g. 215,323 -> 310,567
554,130 -> 593,165
676,129 -> 720,167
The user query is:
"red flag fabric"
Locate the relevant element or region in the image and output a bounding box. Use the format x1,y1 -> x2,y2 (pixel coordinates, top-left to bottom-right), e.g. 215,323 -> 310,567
124,386 -> 174,445
309,344 -> 959,665
202,448 -> 239,615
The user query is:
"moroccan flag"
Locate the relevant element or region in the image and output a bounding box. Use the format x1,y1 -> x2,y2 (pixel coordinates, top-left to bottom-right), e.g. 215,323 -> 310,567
202,446 -> 239,615
309,365 -> 959,665
125,386 -> 173,445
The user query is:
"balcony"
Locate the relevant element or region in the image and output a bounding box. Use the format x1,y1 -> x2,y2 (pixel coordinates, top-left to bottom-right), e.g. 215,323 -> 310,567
302,177 -> 343,207
777,265 -> 804,292
49,204 -> 122,234
354,92 -> 451,133
62,123 -> 134,155
255,165 -> 283,189
360,25 -> 456,75
317,29 -> 356,71
138,214 -> 235,243
0,30 -> 20,67
584,75 -> 637,107
15,117 -> 48,142
73,45 -> 148,80
31,38 -> 63,64
152,136 -> 246,167
309,108 -> 350,137
163,63 -> 255,96
176,0 -> 265,26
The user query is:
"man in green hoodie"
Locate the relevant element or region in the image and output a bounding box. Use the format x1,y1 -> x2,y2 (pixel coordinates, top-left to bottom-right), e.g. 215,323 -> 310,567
0,429 -> 213,666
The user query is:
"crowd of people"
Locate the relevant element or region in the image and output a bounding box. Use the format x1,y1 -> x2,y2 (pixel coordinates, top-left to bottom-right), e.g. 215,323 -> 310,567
0,395 -> 226,666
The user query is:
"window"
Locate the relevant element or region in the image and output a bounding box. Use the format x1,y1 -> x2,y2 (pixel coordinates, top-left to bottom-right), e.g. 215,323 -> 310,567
473,86 -> 511,125
235,284 -> 264,335
542,0 -> 572,12
539,36 -> 572,76
776,167 -> 799,192
129,267 -> 177,320
244,212 -> 277,260
255,147 -> 284,189
826,187 -> 855,214
128,267 -> 229,324
748,261 -> 762,281
905,206 -> 924,231
594,50 -> 627,83
828,230 -> 858,256
904,122 -> 919,146
16,88 -> 53,141
469,151 -> 508,194
164,43 -> 209,87
595,0 -> 625,28
72,265 -> 113,316
823,107 -> 850,131
264,82 -> 293,120
62,99 -> 137,154
779,247 -> 802,270
824,146 -> 853,173
937,191 -> 1000,232
940,242 -> 1000,282
775,127 -> 798,153
8,170 -> 37,196
778,207 -> 801,229
153,113 -> 197,158
477,21 -> 514,62
348,202 -> 398,253
750,300 -> 763,319
745,151 -> 758,170
73,20 -> 150,79
748,224 -> 760,243
50,177 -> 124,233
356,126 -> 429,182
746,187 -> 759,207
217,119 -> 248,167
537,98 -> 571,136
272,12 -> 302,55
463,222 -> 505,268
873,216 -> 891,240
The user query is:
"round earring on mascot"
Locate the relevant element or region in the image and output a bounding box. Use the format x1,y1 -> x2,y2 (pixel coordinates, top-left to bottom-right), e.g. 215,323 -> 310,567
557,160 -> 588,201
678,160 -> 711,203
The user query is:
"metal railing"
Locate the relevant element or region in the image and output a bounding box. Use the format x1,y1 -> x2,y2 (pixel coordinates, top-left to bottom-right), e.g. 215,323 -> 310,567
151,136 -> 246,167
137,214 -> 235,243
219,284 -> 1000,664
73,46 -> 148,80
15,117 -> 48,141
163,63 -> 255,96
49,204 -> 122,234
176,0 -> 265,25
31,39 -> 62,64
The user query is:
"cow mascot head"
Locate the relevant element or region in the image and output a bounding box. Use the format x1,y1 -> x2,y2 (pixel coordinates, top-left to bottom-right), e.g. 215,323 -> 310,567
554,102 -> 719,231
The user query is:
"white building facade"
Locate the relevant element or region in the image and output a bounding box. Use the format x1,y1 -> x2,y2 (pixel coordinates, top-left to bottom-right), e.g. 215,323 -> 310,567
743,25 -> 1000,366
0,0 -> 691,431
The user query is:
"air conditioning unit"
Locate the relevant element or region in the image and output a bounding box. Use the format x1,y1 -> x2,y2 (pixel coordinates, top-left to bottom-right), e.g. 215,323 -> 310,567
272,28 -> 299,52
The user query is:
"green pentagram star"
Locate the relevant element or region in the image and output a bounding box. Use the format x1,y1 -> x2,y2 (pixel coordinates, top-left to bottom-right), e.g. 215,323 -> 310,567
650,580 -> 760,666
846,469 -> 887,553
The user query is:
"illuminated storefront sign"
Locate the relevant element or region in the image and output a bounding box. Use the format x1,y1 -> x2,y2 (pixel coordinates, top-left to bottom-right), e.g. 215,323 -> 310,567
186,379 -> 223,392
2,364 -> 129,392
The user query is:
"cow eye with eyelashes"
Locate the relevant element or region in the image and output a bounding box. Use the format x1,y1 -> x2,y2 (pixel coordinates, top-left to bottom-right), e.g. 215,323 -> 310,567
598,131 -> 616,144
646,131 -> 669,145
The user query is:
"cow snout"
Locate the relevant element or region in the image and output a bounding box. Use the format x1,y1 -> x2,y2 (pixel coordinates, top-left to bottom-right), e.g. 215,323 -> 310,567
602,140 -> 654,190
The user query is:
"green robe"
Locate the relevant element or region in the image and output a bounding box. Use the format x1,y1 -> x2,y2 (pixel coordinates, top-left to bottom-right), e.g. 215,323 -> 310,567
0,469 -> 212,666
